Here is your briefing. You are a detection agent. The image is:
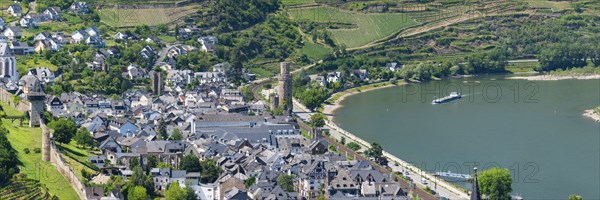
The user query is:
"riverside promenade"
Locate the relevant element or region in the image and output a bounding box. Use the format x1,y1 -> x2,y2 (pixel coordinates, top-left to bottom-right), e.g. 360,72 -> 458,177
292,98 -> 470,200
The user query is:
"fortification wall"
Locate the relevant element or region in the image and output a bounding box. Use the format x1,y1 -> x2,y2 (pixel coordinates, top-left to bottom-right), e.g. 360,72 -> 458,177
42,121 -> 88,200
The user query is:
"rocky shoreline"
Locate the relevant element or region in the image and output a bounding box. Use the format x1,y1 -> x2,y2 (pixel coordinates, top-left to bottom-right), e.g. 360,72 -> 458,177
583,109 -> 600,122
507,74 -> 600,81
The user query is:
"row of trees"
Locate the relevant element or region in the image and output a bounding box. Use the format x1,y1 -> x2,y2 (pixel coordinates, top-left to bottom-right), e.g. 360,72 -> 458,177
0,122 -> 21,186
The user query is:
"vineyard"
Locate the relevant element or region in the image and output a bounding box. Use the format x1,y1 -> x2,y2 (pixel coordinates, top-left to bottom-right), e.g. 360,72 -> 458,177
0,177 -> 57,200
289,6 -> 416,48
98,5 -> 201,27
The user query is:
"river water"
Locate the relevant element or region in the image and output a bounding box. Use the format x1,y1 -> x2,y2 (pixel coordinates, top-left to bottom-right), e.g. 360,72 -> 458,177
333,75 -> 600,199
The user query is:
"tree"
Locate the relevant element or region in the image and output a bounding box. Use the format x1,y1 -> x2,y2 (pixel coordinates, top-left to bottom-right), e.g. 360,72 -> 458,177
127,166 -> 155,197
569,194 -> 583,200
244,176 -> 256,188
346,142 -> 361,151
157,119 -> 168,140
310,113 -> 326,129
179,154 -> 201,172
157,162 -> 174,169
127,186 -> 148,200
200,159 -> 223,183
165,181 -> 197,200
478,168 -> 513,200
277,174 -> 295,192
147,155 -> 158,170
366,142 -> 383,160
50,118 -> 76,144
129,157 -> 140,170
166,181 -> 187,200
0,125 -> 21,186
171,128 -> 182,141
74,127 -> 94,148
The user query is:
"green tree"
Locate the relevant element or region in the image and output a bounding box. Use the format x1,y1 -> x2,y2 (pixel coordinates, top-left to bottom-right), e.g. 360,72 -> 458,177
346,142 -> 361,151
50,118 -> 76,144
310,113 -> 326,129
200,159 -> 223,183
366,142 -> 383,160
277,174 -> 295,192
157,119 -> 167,140
166,181 -> 187,200
0,125 -> 21,186
74,127 -> 94,148
129,157 -> 140,170
127,186 -> 148,200
147,155 -> 158,170
244,177 -> 256,188
171,128 -> 182,141
569,194 -> 583,200
478,168 -> 513,200
179,154 -> 201,172
157,162 -> 174,169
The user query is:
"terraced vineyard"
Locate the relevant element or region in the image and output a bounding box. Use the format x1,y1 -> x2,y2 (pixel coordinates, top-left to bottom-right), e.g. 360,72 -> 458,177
98,5 -> 201,27
0,177 -> 57,200
289,6 -> 416,48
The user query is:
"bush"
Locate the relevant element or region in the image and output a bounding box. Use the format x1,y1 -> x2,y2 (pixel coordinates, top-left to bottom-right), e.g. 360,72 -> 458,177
346,142 -> 361,151
33,148 -> 41,154
23,148 -> 30,154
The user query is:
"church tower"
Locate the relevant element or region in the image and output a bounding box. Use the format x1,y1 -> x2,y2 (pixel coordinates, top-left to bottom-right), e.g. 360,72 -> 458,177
0,41 -> 19,82
277,62 -> 292,115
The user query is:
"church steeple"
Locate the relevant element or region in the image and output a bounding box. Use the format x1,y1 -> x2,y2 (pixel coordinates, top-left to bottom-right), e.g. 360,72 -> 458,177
471,167 -> 481,200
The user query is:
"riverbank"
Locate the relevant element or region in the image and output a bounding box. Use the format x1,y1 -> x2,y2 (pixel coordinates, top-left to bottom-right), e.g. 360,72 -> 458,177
508,74 -> 600,81
583,109 -> 600,122
323,82 -> 401,116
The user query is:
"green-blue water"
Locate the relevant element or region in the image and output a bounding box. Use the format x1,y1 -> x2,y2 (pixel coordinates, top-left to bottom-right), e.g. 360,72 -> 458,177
333,75 -> 600,199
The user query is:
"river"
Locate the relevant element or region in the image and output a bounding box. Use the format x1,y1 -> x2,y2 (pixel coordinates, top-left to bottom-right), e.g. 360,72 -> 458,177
333,75 -> 600,199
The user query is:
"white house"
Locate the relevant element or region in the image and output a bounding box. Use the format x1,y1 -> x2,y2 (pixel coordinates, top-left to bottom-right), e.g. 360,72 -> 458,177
3,26 -> 22,40
7,4 -> 22,17
327,71 -> 342,83
71,30 -> 89,43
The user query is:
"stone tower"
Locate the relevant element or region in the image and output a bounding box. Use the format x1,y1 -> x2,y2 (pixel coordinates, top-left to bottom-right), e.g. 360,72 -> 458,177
277,62 -> 292,114
21,74 -> 45,127
150,70 -> 164,95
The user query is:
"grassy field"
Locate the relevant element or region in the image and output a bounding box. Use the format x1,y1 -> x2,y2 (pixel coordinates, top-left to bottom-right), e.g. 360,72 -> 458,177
506,62 -> 539,73
301,41 -> 331,61
3,119 -> 79,200
0,101 -> 24,116
57,141 -> 100,181
281,0 -> 315,6
526,0 -> 572,11
98,5 -> 200,27
289,6 -> 416,48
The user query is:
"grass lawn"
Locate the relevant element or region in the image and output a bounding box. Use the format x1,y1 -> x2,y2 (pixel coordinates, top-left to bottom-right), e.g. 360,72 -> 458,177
506,62 -> 539,73
526,0 -> 572,11
17,57 -> 59,77
281,0 -> 315,6
3,119 -> 79,200
56,140 -> 100,180
98,5 -> 200,27
0,100 -> 24,116
157,35 -> 177,43
289,6 -> 416,48
249,67 -> 276,79
301,41 -> 330,61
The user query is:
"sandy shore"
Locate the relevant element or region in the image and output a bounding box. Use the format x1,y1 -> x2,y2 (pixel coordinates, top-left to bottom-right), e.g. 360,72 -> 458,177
508,74 -> 600,81
322,82 -> 401,116
583,109 -> 600,122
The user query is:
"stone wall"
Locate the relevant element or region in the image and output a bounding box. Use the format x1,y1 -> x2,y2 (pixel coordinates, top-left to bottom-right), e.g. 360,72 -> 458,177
42,121 -> 88,200
0,88 -> 30,114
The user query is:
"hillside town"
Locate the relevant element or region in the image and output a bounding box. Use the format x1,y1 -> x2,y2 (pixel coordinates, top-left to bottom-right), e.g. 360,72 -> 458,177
4,0 -> 595,199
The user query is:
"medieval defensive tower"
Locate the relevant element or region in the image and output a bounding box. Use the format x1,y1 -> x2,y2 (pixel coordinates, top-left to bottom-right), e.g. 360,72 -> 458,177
278,62 -> 292,114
